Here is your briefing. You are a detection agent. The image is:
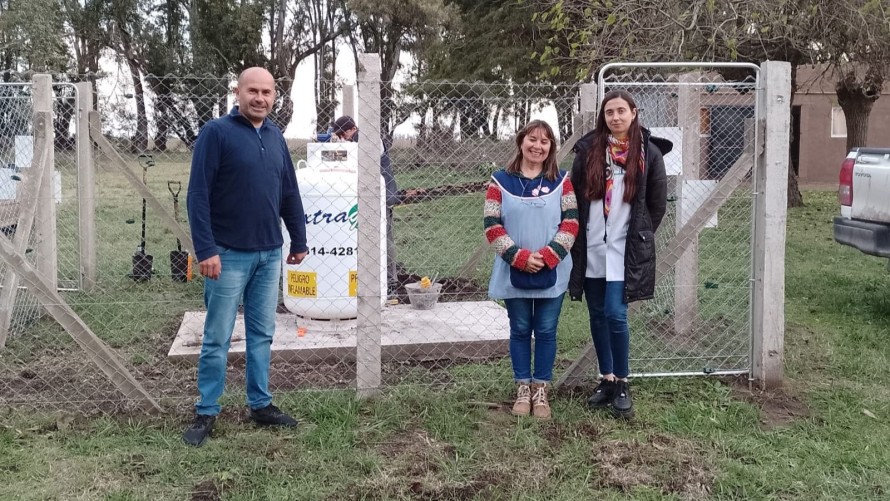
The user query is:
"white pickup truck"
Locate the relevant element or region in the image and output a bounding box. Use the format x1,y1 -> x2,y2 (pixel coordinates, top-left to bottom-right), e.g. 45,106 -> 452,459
833,148 -> 890,260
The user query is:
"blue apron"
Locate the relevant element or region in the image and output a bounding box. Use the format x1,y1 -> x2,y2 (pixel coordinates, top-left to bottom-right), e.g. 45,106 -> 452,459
488,171 -> 572,300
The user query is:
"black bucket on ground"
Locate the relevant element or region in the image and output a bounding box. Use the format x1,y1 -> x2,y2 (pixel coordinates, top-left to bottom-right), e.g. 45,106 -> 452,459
170,250 -> 191,282
131,251 -> 153,282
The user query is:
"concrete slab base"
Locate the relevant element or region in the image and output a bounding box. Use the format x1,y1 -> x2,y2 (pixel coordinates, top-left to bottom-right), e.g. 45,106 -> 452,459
168,301 -> 509,364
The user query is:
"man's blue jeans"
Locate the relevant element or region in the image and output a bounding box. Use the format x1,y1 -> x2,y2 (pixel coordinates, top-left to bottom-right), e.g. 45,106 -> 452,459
195,246 -> 281,416
503,294 -> 565,383
583,278 -> 630,378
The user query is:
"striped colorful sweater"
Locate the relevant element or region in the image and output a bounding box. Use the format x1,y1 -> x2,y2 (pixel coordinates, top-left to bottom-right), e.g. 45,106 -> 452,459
484,170 -> 579,270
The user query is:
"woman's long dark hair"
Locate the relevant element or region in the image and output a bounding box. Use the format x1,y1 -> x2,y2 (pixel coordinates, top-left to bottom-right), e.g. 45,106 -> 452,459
506,120 -> 560,181
585,90 -> 644,202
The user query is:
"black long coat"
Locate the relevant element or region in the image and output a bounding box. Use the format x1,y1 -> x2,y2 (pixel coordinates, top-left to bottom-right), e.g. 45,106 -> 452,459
568,128 -> 671,303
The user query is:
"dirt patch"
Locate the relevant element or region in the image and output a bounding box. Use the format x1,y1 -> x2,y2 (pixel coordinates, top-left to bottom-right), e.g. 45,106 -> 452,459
382,359 -> 459,387
542,421 -> 601,448
375,427 -> 453,463
398,182 -> 489,206
728,378 -> 810,430
343,427 -> 504,500
190,480 -> 221,501
553,383 -> 592,400
0,352 -> 134,414
407,472 -> 503,501
120,453 -> 162,479
593,434 -> 715,499
337,472 -> 502,501
265,360 -> 355,391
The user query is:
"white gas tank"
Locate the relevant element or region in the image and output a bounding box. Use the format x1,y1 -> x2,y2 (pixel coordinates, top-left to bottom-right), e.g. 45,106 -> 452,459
281,142 -> 386,320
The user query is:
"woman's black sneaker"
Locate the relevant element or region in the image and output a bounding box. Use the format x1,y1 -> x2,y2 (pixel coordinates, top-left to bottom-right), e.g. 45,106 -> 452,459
587,379 -> 617,409
611,380 -> 634,419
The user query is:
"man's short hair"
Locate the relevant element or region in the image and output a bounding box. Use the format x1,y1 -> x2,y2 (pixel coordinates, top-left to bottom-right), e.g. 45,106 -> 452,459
332,116 -> 356,135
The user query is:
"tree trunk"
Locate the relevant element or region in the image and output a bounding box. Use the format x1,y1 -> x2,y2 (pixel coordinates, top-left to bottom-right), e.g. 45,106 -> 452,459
786,66 -> 803,208
838,92 -> 874,152
836,71 -> 881,152
127,59 -> 149,153
54,97 -> 76,151
153,93 -> 170,152
269,78 -> 295,131
315,42 -> 338,132
786,166 -> 803,207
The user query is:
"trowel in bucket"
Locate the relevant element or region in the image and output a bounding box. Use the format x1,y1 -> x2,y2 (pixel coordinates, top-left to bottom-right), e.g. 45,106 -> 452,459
167,180 -> 192,282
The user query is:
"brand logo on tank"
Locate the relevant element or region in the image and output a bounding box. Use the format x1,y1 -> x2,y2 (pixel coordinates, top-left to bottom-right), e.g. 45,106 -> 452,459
304,203 -> 359,231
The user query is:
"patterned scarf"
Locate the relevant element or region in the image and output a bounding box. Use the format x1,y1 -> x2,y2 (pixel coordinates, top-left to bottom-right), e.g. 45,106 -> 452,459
604,135 -> 645,217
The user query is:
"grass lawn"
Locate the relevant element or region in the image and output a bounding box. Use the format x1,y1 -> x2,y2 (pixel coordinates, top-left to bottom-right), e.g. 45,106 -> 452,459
2,188 -> 890,500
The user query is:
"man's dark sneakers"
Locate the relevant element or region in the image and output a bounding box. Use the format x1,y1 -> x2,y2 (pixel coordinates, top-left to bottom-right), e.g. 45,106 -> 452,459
182,414 -> 216,447
612,380 -> 634,419
249,404 -> 299,427
587,379 -> 617,409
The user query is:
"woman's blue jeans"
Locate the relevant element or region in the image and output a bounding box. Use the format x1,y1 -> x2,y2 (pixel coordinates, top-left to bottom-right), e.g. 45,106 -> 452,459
503,294 -> 565,383
195,246 -> 281,416
583,279 -> 630,378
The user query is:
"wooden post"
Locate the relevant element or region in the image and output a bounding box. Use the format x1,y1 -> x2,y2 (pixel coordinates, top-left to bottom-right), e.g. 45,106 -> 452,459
76,81 -> 97,291
674,73 -> 702,337
342,84 -> 355,119
0,112 -> 51,348
33,74 -> 57,291
355,53 -> 383,398
751,61 -> 790,389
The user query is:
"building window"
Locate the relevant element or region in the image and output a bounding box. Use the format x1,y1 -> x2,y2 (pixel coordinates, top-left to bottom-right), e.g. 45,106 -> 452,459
831,106 -> 847,138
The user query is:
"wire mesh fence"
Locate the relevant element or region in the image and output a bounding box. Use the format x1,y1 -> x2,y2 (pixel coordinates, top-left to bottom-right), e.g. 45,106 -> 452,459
350,77 -> 582,393
0,80 -> 81,337
0,65 -> 764,415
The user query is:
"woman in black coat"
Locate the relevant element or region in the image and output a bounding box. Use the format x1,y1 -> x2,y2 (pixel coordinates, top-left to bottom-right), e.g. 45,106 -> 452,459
568,90 -> 670,419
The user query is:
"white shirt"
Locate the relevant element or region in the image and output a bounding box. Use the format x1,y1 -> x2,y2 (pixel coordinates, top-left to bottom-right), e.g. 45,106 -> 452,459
586,162 -> 631,281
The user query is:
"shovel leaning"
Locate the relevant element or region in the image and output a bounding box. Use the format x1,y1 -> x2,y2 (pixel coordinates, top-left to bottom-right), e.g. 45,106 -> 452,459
130,154 -> 154,282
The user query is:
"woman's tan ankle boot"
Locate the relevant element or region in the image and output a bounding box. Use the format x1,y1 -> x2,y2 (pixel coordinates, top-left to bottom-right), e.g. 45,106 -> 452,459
511,383 -> 532,416
531,383 -> 551,420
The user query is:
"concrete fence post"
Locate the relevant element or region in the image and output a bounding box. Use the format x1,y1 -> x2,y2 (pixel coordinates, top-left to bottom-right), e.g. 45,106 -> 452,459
675,73 -> 702,337
33,74 -> 57,291
752,60 -> 790,389
355,53 -> 383,398
76,81 -> 97,291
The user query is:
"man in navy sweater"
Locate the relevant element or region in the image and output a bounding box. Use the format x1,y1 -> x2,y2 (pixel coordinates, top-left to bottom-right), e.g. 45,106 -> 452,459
183,67 -> 308,447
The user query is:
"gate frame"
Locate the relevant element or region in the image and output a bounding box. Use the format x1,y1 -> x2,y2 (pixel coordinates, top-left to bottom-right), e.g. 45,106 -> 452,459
556,61 -> 789,389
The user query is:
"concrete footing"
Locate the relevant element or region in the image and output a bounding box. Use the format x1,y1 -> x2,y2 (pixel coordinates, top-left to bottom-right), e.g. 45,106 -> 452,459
168,301 -> 510,363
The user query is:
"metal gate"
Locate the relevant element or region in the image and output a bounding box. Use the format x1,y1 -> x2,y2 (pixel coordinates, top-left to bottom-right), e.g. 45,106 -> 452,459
594,63 -> 761,377
0,79 -> 82,338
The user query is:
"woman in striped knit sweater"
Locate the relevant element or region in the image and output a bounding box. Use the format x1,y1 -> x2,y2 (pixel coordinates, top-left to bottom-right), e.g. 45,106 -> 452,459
484,120 -> 579,419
